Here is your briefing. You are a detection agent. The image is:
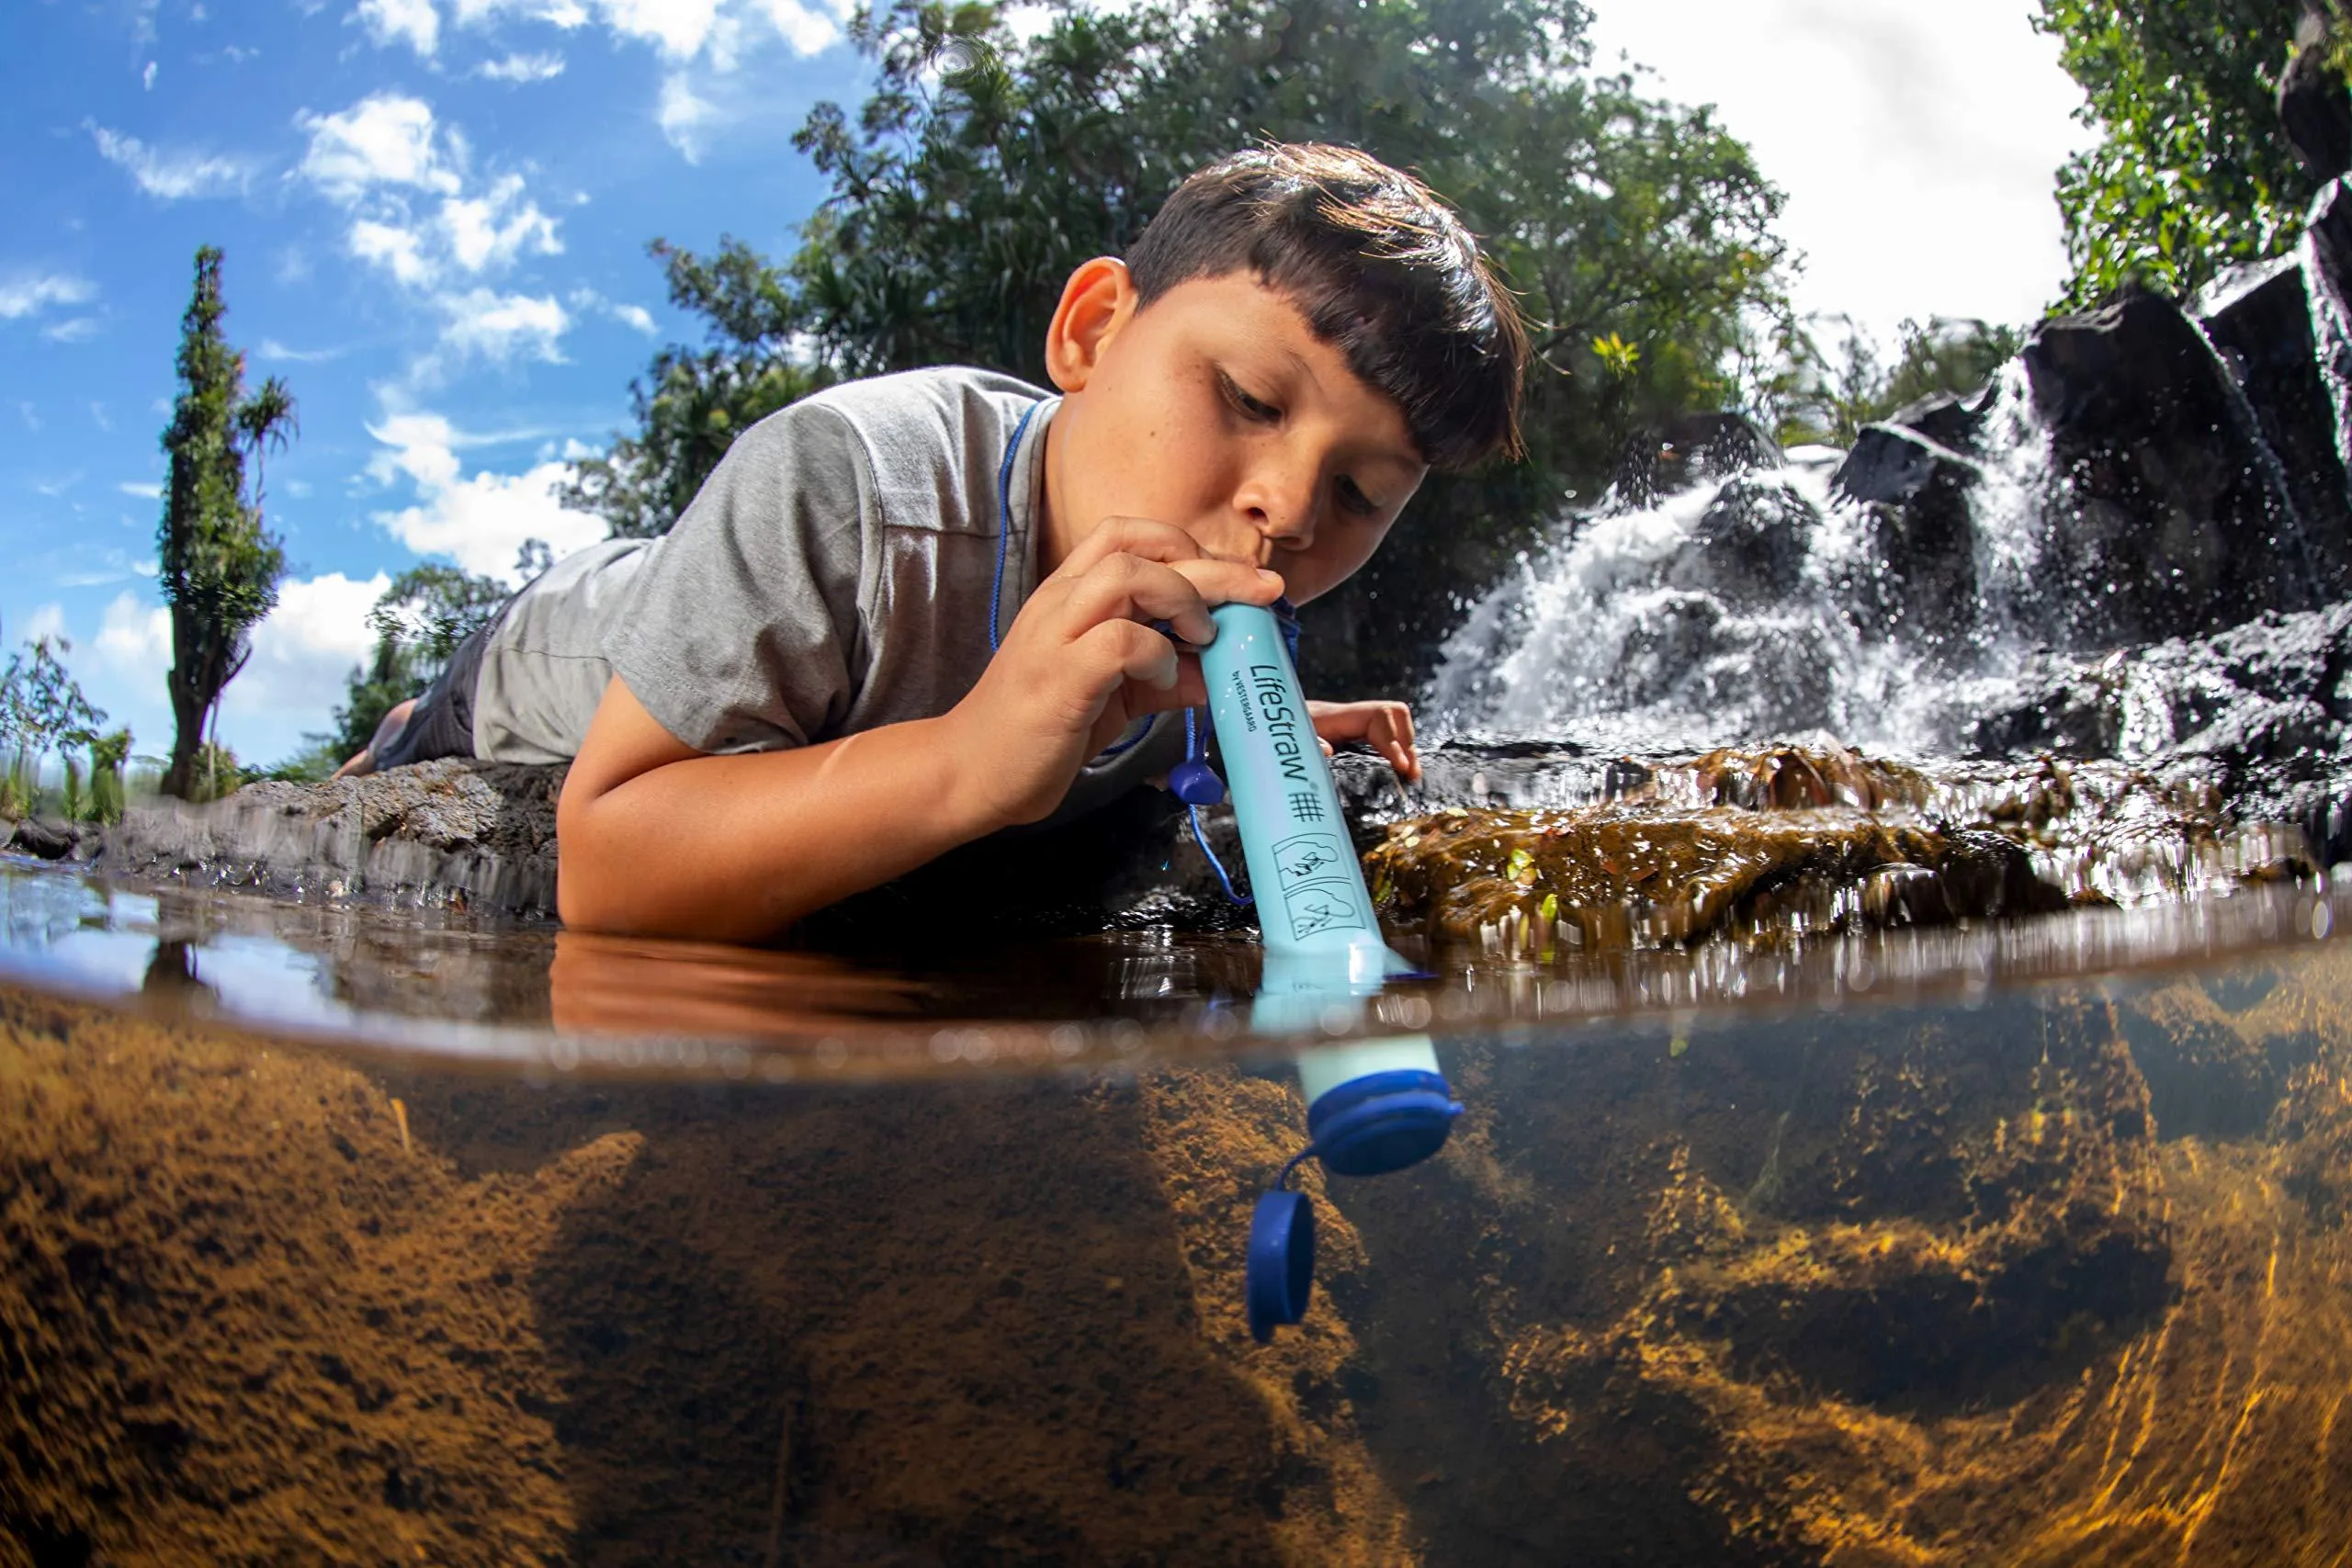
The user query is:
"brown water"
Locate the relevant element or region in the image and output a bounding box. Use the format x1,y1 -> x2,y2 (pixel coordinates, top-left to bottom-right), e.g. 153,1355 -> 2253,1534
7,857 -> 2352,1564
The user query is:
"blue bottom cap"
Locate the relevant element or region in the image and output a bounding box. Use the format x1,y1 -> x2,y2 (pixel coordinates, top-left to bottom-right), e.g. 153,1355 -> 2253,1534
1169,758 -> 1227,807
1306,1069 -> 1464,1178
1247,1189 -> 1316,1343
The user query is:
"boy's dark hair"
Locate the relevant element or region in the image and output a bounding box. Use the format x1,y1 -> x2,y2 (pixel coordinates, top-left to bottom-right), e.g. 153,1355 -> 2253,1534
1126,142 -> 1528,471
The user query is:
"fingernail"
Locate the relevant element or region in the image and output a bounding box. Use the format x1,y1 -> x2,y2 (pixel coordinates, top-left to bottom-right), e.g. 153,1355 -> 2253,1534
1258,570 -> 1283,584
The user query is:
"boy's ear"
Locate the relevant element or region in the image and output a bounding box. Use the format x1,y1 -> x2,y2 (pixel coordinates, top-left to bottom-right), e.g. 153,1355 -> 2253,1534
1045,256 -> 1136,393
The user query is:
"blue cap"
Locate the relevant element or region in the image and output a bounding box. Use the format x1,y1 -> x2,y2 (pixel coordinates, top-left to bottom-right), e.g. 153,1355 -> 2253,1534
1246,1189 -> 1315,1343
1306,1069 -> 1463,1178
1169,757 -> 1227,807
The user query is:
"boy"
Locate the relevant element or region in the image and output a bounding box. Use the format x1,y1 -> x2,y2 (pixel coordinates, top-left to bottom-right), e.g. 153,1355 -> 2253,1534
346,143 -> 1528,942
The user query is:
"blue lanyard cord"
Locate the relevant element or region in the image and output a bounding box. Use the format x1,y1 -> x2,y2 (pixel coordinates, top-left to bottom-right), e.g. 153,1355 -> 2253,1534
989,400 -> 1042,657
990,400 -> 1276,910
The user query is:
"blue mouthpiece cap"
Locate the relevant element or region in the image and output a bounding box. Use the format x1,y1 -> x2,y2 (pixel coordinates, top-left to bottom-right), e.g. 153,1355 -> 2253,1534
1246,1188 -> 1316,1343
1306,1069 -> 1464,1178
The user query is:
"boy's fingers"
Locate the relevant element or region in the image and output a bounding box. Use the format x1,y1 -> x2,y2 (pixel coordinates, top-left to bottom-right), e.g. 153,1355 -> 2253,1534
1053,552 -> 1277,646
1052,553 -> 1218,645
1055,520 -> 1285,606
1076,617 -> 1182,693
1051,517 -> 1203,579
1166,556 -> 1285,611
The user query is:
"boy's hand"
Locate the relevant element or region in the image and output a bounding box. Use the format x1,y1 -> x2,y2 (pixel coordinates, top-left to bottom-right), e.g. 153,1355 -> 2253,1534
1307,698 -> 1421,784
944,516 -> 1284,829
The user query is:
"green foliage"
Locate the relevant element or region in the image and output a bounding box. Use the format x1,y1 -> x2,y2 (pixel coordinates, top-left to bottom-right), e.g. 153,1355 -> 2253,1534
573,0 -> 1797,693
1779,316 -> 2026,447
86,728 -> 133,824
2034,0 -> 2320,309
182,740 -> 252,806
560,265 -> 835,538
263,737 -> 346,784
158,245 -> 295,798
0,635 -> 108,820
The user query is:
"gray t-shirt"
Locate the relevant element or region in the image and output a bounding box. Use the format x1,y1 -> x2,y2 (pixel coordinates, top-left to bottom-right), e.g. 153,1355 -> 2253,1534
471,366 -> 1182,820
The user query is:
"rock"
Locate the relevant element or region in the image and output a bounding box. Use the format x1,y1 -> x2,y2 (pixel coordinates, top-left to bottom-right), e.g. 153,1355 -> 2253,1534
2280,36 -> 2352,182
1660,476 -> 1815,606
1831,423 -> 1982,644
1884,384 -> 1998,452
98,759 -> 567,915
1611,412 -> 1781,509
2196,250 -> 2352,549
2023,287 -> 2344,644
6,818 -> 85,862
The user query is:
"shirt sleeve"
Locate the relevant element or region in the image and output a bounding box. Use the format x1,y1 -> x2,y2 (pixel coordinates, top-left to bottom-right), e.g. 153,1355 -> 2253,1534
602,399 -> 874,754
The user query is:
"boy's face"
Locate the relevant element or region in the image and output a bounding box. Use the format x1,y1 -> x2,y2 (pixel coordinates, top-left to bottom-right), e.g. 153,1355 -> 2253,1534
1040,262 -> 1429,605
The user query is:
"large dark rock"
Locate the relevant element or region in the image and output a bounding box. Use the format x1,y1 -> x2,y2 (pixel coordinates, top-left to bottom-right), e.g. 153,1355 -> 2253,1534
1964,599 -> 2352,861
1830,423 -> 1982,646
1661,476 -> 1815,606
2198,253 -> 2352,549
2281,35 -> 2352,182
2023,287 -> 2345,645
6,818 -> 90,862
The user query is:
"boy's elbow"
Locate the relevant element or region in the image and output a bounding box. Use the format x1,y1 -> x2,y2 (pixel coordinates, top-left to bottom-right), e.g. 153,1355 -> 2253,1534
553,779 -> 629,932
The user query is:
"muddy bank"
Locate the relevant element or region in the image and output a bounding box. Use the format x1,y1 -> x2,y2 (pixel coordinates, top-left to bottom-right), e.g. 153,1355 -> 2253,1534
9,949 -> 2352,1563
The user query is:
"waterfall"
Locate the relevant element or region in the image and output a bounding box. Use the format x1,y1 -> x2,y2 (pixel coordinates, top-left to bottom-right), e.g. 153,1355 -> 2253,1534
1426,373 -> 2066,760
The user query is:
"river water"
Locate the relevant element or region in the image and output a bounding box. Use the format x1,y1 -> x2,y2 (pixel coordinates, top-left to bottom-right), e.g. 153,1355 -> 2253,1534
13,320 -> 2352,1562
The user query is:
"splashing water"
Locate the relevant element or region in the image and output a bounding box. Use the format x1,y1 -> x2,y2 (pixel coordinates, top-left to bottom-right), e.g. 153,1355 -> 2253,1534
1426,368 -> 2066,759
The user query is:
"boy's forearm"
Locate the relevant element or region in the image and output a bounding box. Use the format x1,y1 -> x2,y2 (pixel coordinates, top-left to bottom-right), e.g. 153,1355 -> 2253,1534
557,716 -> 994,942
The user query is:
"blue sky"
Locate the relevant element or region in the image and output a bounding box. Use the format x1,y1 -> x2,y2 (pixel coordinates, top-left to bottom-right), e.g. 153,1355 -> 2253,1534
3,0 -> 2092,769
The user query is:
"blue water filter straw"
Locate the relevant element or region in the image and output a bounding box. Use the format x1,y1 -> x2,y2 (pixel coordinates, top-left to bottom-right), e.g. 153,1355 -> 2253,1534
1190,602 -> 1464,1343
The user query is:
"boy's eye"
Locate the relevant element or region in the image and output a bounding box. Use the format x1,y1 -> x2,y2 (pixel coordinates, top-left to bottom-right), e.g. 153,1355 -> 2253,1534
1218,371 -> 1282,423
1337,477 -> 1381,516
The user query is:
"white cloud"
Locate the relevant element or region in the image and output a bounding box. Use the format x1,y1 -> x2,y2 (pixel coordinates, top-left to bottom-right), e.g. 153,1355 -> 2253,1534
365,412 -> 604,579
94,592 -> 170,680
87,124 -> 256,200
0,274 -> 96,320
569,287 -> 656,333
350,219 -> 437,286
435,288 -> 570,364
41,317 -> 101,344
141,62 -> 157,90
118,481 -> 163,499
32,472 -> 83,499
297,94 -> 458,201
440,174 -> 562,272
477,50 -> 565,80
257,338 -> 345,364
657,73 -> 715,161
1584,0 -> 2097,344
758,0 -> 842,55
459,0 -> 718,57
216,572 -> 396,745
300,95 -> 562,298
357,0 -> 441,55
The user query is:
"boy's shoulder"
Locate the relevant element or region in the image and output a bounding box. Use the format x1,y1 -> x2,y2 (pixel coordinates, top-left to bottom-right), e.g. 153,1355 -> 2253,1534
742,365 -> 1050,477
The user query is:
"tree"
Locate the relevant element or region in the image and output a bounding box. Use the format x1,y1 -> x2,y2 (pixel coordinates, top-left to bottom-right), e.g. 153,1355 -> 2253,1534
1780,316 -> 2026,447
0,635 -> 107,819
157,246 -> 295,798
2035,0 -> 2334,309
570,0 -> 1796,692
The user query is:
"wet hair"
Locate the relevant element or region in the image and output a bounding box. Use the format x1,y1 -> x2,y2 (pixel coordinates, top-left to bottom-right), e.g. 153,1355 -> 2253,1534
1125,142 -> 1528,471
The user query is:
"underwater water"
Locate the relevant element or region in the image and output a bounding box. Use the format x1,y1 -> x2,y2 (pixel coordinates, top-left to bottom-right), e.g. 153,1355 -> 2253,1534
7,858 -> 2352,1565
